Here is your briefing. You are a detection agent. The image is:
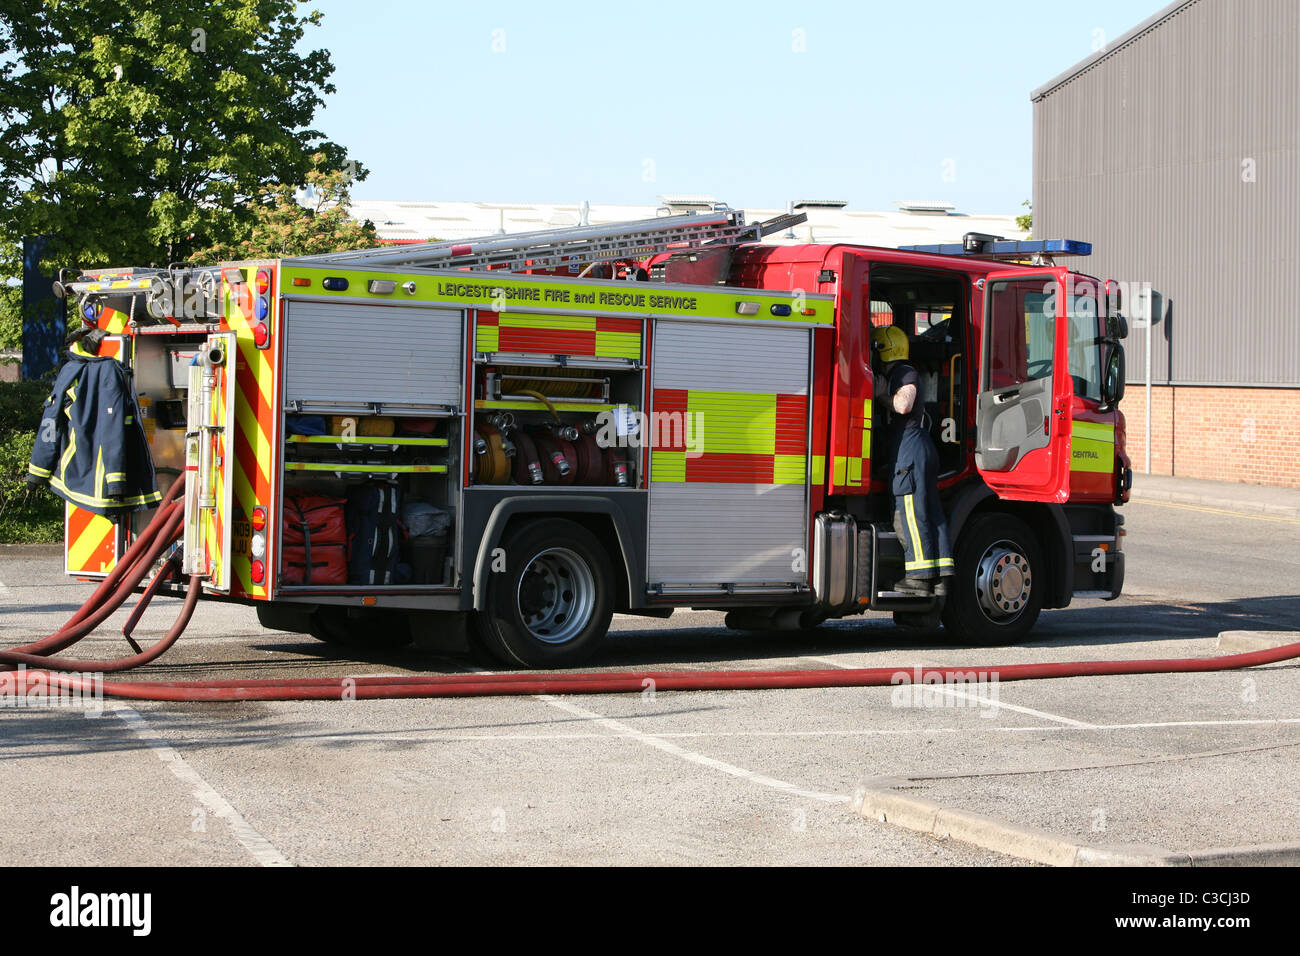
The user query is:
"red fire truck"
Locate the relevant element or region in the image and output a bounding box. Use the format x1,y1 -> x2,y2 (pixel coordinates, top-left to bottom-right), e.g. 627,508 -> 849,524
49,207 -> 1131,667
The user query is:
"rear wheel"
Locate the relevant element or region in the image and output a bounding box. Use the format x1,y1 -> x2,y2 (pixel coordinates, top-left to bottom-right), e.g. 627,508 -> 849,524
474,518 -> 613,668
941,513 -> 1044,645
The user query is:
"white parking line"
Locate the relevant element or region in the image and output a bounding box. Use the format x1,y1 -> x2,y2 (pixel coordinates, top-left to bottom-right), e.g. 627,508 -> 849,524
800,654 -> 1098,728
111,704 -> 292,867
535,695 -> 849,804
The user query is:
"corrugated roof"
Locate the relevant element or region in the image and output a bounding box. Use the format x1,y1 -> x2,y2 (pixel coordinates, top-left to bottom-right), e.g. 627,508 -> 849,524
1031,0 -> 1198,102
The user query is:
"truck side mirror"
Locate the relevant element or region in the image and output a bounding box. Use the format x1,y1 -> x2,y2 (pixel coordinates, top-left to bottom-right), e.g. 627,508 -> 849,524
1102,343 -> 1126,408
1107,312 -> 1129,340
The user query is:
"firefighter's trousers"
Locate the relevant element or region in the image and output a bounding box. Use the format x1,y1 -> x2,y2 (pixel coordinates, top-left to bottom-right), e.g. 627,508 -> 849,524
890,428 -> 954,581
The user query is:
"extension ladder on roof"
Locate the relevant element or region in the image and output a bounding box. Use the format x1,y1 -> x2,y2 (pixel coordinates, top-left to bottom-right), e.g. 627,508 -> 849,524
295,206 -> 806,273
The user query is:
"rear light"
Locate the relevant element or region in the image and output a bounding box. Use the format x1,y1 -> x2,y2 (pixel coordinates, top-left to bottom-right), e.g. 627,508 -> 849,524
255,296 -> 269,320
292,277 -> 311,287
255,269 -> 271,295
250,559 -> 265,584
250,533 -> 266,560
253,321 -> 269,348
250,506 -> 267,532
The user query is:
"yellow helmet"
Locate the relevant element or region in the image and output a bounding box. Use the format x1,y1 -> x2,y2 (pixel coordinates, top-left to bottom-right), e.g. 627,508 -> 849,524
871,325 -> 909,363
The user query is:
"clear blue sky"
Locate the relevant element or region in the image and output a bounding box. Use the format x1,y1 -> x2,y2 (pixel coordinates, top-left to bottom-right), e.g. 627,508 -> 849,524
306,0 -> 1166,213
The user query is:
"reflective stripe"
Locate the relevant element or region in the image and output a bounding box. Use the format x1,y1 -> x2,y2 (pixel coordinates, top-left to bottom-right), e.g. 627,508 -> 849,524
50,474 -> 161,510
651,450 -> 686,482
689,390 -> 776,455
1071,420 -> 1116,474
906,559 -> 938,571
903,494 -> 925,562
773,454 -> 806,484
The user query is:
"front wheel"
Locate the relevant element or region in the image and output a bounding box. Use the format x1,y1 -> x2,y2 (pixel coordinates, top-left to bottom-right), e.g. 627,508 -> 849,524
474,518 -> 614,668
941,513 -> 1044,646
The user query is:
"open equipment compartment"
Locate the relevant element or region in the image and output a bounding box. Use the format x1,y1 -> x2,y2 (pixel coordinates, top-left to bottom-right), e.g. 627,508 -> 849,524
467,307 -> 646,491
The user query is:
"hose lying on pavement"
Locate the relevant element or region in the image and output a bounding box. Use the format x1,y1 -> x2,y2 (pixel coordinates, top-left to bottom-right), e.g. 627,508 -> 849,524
4,470 -> 1299,701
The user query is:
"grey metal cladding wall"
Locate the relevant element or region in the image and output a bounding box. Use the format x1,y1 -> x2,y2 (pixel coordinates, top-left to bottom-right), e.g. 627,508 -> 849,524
650,321 -> 811,394
1034,0 -> 1300,386
284,302 -> 464,406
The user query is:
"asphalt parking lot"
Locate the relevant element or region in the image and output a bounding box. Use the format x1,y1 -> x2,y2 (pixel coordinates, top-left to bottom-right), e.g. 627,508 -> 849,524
2,492 -> 1298,866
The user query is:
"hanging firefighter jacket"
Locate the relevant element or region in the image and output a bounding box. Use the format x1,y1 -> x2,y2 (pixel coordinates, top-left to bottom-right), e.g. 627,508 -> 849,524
26,351 -> 161,516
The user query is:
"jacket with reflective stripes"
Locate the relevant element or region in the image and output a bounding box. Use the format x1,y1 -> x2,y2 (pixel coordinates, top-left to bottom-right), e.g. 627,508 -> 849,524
27,353 -> 161,516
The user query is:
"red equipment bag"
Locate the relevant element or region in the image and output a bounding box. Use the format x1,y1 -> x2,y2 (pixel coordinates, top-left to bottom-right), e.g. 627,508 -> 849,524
282,493 -> 346,546
280,492 -> 348,585
397,417 -> 439,436
280,544 -> 347,585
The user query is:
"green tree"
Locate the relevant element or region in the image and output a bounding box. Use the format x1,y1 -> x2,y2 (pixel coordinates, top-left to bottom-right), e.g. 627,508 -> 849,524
194,154 -> 380,261
0,0 -> 363,274
1015,199 -> 1032,236
0,282 -> 21,351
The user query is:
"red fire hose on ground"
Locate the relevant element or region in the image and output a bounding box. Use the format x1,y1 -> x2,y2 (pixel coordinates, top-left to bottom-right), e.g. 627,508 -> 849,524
4,479 -> 1300,702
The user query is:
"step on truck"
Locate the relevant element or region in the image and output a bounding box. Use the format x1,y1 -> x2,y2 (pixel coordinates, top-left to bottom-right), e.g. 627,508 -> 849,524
48,206 -> 1132,667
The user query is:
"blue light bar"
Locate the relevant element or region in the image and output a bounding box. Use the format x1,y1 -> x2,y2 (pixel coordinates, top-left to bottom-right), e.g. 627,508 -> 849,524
898,238 -> 1092,257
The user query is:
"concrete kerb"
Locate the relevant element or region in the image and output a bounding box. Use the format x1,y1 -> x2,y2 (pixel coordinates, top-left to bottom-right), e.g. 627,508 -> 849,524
1128,485 -> 1300,520
1216,631 -> 1300,653
852,777 -> 1300,867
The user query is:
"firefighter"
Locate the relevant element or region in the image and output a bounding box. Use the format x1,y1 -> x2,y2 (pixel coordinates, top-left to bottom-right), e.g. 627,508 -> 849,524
871,325 -> 954,596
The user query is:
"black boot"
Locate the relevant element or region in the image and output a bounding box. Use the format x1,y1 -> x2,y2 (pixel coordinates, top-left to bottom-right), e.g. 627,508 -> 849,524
895,576 -> 933,596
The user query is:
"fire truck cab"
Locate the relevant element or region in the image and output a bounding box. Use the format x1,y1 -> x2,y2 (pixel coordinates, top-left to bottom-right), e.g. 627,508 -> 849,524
49,210 -> 1130,667
724,236 -> 1131,641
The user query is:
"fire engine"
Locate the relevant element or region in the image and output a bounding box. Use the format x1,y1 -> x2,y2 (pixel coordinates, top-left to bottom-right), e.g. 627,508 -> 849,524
49,206 -> 1132,667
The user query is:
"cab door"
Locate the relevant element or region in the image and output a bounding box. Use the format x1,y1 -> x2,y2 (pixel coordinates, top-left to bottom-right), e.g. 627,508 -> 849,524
182,332 -> 237,592
975,268 -> 1073,503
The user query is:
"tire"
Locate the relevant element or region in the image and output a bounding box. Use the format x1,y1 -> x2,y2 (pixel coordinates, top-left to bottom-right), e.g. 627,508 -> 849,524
941,513 -> 1044,646
473,518 -> 614,668
308,607 -> 413,649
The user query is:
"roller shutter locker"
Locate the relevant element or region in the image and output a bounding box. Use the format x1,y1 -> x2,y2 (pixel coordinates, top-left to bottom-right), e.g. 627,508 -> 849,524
648,320 -> 812,589
283,302 -> 463,409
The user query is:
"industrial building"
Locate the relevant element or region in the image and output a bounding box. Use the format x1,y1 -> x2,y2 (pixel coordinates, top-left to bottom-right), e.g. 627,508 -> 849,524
348,197 -> 1028,251
1033,0 -> 1300,487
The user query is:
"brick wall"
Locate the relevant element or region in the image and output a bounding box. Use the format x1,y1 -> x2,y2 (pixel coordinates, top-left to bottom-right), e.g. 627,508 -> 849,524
1119,385 -> 1300,488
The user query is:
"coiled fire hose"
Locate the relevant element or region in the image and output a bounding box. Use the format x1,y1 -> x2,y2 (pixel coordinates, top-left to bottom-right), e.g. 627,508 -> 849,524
3,474 -> 1300,701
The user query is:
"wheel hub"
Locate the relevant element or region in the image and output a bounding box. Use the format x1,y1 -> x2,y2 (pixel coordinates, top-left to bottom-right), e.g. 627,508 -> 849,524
974,543 -> 1032,621
516,547 -> 596,645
